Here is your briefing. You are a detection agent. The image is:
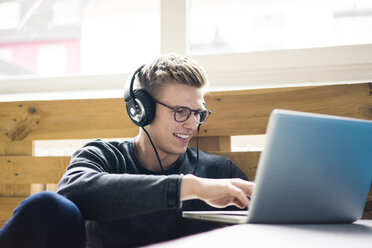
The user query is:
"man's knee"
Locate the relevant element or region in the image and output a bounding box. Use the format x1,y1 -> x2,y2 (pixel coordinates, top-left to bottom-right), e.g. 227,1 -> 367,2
1,191 -> 85,248
15,191 -> 84,229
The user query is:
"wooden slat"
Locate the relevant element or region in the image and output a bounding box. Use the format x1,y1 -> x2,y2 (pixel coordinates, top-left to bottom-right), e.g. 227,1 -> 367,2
0,99 -> 137,141
203,82 -> 372,136
0,141 -> 34,156
0,197 -> 25,228
1,83 -> 371,141
0,184 -> 31,197
0,140 -> 32,204
189,136 -> 231,152
0,156 -> 70,184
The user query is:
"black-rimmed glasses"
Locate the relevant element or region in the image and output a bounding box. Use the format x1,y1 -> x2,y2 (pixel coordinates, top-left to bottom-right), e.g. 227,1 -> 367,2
155,99 -> 211,124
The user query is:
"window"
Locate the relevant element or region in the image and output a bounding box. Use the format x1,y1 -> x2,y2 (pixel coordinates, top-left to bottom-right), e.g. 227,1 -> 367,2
1,0 -> 372,98
189,0 -> 372,55
0,0 -> 160,77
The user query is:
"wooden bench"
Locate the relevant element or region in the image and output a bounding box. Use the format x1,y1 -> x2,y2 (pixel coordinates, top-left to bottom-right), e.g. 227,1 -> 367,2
1,82 -> 372,227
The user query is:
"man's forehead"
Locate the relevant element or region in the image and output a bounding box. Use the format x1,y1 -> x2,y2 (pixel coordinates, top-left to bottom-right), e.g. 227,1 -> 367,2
158,82 -> 206,107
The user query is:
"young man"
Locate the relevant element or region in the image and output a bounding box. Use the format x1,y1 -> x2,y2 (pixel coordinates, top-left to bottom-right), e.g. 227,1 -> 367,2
0,54 -> 253,248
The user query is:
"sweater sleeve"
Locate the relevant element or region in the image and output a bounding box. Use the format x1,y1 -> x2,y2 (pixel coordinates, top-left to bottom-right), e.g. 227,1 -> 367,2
57,141 -> 182,221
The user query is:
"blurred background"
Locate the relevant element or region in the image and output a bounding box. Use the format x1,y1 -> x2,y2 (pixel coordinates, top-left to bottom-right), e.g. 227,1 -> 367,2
1,0 -> 372,95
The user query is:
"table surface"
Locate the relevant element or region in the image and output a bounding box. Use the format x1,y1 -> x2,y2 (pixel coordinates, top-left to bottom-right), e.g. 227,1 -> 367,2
146,220 -> 372,248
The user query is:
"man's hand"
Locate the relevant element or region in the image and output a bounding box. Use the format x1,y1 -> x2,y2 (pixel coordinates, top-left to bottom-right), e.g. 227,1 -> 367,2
180,175 -> 254,209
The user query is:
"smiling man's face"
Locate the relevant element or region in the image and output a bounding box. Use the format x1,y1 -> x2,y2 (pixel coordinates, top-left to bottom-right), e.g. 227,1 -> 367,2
146,82 -> 205,158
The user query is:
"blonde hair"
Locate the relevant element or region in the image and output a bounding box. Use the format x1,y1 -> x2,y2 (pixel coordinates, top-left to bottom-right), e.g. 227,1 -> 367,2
136,54 -> 208,98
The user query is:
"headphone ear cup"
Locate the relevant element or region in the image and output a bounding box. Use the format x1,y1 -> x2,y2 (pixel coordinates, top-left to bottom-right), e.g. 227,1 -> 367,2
126,89 -> 156,126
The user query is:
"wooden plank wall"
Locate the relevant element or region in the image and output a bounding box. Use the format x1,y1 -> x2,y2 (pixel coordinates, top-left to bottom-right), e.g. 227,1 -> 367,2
1,82 -> 372,227
2,83 -> 372,141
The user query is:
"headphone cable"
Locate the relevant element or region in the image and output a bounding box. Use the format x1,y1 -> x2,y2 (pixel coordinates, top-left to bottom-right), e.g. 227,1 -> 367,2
141,126 -> 164,173
141,125 -> 201,175
192,124 -> 201,174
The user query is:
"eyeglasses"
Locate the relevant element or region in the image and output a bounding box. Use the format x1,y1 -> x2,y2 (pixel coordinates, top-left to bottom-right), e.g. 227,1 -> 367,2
154,99 -> 211,124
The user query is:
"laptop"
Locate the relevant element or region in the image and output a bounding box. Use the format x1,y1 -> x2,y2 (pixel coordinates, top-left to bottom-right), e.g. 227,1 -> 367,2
183,109 -> 372,224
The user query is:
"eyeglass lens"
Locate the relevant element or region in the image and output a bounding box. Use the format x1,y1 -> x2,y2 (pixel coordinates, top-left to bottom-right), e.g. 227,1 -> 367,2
175,107 -> 209,123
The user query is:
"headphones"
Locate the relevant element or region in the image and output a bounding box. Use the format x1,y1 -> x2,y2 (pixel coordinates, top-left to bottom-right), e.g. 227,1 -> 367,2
124,65 -> 156,127
124,64 -> 203,174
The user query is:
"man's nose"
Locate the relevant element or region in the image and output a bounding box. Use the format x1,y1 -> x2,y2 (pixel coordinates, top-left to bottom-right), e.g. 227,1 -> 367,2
182,113 -> 199,130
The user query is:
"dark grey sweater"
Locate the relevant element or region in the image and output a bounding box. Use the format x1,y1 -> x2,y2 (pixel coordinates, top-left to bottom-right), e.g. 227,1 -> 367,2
57,139 -> 248,247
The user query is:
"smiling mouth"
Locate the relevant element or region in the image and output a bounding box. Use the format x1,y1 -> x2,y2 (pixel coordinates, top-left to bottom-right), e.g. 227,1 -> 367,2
173,133 -> 191,140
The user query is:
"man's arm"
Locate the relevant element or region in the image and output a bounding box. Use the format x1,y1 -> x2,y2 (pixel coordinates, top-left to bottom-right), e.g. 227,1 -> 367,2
57,141 -> 183,221
58,141 -> 253,221
180,174 -> 254,209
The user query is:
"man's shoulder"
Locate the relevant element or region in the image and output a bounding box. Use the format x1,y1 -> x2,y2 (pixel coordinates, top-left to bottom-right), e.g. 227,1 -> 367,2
82,139 -> 133,151
68,139 -> 136,172
186,147 -> 248,180
74,139 -> 134,159
186,147 -> 232,168
195,148 -> 230,162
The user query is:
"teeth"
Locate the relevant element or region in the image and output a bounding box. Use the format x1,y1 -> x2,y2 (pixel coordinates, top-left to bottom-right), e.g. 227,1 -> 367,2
174,133 -> 190,139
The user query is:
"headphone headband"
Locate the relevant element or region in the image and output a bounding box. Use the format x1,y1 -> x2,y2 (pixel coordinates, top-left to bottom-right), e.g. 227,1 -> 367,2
124,64 -> 145,101
124,65 -> 156,127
